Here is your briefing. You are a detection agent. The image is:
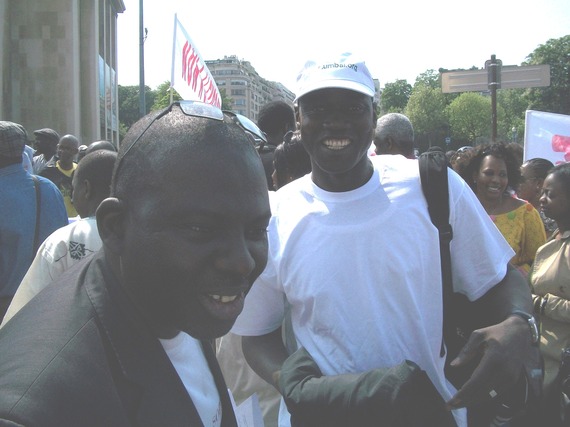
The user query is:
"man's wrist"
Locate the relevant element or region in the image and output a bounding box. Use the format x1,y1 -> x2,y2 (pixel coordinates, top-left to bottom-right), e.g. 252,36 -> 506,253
510,310 -> 540,345
532,295 -> 548,316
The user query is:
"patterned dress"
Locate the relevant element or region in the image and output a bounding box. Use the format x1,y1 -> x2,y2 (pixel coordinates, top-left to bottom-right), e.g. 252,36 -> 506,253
489,202 -> 546,276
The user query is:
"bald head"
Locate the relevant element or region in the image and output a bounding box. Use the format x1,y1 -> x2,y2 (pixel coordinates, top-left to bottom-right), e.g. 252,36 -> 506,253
112,104 -> 262,203
57,134 -> 80,168
72,150 -> 117,218
86,140 -> 117,156
374,113 -> 415,159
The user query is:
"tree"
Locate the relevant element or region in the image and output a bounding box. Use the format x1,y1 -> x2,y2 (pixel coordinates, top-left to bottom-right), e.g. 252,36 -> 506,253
118,85 -> 156,131
497,88 -> 527,143
447,92 -> 494,144
414,70 -> 440,90
405,85 -> 449,153
151,81 -> 182,111
219,88 -> 233,111
379,79 -> 412,114
523,35 -> 570,115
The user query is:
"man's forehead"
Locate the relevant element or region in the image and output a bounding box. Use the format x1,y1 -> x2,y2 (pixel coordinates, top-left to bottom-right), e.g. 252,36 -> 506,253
59,138 -> 78,147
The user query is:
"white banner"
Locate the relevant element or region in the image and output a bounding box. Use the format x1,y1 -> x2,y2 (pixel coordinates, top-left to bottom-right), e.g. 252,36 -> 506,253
524,110 -> 570,164
170,14 -> 221,107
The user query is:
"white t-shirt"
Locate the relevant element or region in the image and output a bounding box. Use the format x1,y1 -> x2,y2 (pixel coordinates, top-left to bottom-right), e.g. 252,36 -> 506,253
160,332 -> 222,427
2,217 -> 102,326
233,154 -> 514,427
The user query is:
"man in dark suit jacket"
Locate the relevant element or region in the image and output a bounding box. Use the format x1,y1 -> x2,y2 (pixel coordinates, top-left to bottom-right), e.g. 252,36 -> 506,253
0,102 -> 272,427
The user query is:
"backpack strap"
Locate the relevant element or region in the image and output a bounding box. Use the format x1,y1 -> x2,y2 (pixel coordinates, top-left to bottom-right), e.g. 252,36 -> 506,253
31,175 -> 42,259
418,147 -> 453,358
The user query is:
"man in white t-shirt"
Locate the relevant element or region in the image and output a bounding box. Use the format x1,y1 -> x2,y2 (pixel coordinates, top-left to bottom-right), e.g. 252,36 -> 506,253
233,53 -> 539,427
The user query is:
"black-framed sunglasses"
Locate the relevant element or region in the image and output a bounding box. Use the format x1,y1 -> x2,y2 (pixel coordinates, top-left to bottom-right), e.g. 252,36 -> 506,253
116,100 -> 267,175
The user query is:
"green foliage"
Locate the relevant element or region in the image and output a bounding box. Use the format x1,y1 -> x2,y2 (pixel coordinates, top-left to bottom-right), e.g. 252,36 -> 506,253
151,81 -> 183,111
497,89 -> 527,143
414,70 -> 440,90
219,88 -> 233,111
405,85 -> 449,152
380,79 -> 412,114
523,35 -> 570,115
118,84 -> 155,131
447,93 -> 493,143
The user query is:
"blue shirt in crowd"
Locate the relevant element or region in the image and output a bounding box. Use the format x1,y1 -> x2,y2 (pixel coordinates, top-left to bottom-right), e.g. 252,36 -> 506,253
0,163 -> 68,297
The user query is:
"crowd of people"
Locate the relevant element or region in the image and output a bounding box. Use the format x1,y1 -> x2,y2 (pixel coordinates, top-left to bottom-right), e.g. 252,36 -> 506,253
0,51 -> 569,427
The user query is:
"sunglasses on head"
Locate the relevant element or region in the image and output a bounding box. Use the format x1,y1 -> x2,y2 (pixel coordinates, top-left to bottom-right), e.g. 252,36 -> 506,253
116,101 -> 267,175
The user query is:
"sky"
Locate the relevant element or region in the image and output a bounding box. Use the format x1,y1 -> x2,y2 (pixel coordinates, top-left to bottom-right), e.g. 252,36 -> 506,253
117,0 -> 569,94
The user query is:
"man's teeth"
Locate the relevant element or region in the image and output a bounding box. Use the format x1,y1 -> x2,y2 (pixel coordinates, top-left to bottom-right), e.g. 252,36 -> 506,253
323,139 -> 350,150
209,294 -> 238,303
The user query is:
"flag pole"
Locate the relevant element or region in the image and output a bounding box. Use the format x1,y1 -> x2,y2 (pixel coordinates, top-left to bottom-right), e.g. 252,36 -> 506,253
170,13 -> 177,104
138,0 -> 146,117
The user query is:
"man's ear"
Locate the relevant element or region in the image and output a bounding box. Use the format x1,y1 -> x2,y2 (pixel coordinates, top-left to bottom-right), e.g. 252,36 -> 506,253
386,137 -> 395,154
96,197 -> 126,254
83,179 -> 92,201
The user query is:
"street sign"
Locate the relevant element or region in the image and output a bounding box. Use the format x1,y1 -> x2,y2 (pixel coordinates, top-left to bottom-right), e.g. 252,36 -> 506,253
499,65 -> 550,89
441,64 -> 550,93
441,70 -> 488,93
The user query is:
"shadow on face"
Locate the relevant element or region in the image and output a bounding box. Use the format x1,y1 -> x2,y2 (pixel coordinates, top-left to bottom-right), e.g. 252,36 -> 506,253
99,110 -> 271,340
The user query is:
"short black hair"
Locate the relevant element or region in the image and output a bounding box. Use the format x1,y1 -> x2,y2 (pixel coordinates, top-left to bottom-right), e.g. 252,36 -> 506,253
257,101 -> 295,137
273,131 -> 311,189
521,158 -> 555,180
86,140 -> 117,155
547,162 -> 570,200
75,150 -> 117,199
112,105 -> 258,204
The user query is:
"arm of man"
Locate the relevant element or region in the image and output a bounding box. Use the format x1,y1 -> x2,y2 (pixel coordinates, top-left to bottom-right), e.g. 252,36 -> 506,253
447,264 -> 540,409
243,330 -> 456,426
241,327 -> 289,390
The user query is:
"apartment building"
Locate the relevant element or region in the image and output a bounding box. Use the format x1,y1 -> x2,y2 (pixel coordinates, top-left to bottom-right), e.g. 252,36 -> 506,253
206,55 -> 295,122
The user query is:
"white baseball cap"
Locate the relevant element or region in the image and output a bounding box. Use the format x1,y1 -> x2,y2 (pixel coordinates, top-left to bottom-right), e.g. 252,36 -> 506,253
294,52 -> 376,101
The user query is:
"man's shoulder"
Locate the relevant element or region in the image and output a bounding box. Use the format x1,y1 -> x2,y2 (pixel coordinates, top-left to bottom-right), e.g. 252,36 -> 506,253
44,218 -> 100,248
0,302 -> 124,424
38,165 -> 61,182
0,258 -> 108,393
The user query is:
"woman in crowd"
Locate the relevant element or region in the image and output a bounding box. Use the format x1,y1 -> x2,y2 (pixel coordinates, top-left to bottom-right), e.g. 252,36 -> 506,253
460,143 -> 546,275
529,162 -> 570,426
518,157 -> 557,238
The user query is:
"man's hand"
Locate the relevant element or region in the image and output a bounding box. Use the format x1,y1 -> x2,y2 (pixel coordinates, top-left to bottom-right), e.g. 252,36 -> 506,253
446,315 -> 535,409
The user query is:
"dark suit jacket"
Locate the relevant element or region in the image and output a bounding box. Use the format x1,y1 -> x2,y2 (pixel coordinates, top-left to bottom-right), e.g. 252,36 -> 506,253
0,252 -> 238,427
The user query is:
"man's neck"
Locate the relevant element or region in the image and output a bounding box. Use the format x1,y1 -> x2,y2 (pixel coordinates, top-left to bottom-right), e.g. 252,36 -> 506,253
312,157 -> 374,192
57,159 -> 74,171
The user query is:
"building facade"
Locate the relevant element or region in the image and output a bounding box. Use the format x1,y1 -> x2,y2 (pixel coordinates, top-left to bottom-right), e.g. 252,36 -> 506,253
0,0 -> 125,146
206,55 -> 295,122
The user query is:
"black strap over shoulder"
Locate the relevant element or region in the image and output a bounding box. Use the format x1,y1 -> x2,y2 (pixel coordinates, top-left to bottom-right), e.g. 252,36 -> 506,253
418,147 -> 454,358
31,175 -> 42,259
